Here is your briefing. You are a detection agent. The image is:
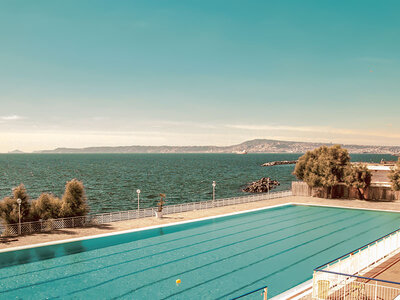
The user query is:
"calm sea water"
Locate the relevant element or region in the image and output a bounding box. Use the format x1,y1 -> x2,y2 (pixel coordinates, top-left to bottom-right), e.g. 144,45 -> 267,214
0,153 -> 396,213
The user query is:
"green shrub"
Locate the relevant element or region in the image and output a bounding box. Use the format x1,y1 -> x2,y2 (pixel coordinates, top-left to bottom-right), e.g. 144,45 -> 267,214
0,180 -> 89,226
30,193 -> 62,220
344,164 -> 372,199
0,197 -> 20,224
294,145 -> 350,198
389,159 -> 400,191
60,179 -> 88,217
0,184 -> 31,224
157,193 -> 166,212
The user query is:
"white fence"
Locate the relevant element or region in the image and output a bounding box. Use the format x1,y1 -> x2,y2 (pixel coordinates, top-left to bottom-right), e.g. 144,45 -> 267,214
312,228 -> 400,299
317,229 -> 400,276
1,190 -> 292,236
313,272 -> 400,300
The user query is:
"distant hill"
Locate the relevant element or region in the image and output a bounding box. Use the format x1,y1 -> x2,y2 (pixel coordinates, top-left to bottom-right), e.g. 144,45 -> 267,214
34,139 -> 400,154
8,149 -> 24,154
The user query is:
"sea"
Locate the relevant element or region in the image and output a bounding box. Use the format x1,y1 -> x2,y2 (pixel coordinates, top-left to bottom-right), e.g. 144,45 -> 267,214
0,153 -> 396,214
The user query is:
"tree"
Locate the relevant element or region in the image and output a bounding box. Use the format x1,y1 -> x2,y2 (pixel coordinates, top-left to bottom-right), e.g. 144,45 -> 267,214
30,193 -> 62,220
389,159 -> 400,191
0,184 -> 31,224
294,145 -> 350,198
344,164 -> 372,200
157,193 -> 166,212
60,179 -> 88,217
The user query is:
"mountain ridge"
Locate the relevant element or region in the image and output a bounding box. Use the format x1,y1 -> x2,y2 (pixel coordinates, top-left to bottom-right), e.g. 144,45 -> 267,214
34,139 -> 400,154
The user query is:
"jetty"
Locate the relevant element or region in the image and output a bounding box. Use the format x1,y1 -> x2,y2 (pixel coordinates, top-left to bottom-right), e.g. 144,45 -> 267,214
242,177 -> 280,193
261,160 -> 298,167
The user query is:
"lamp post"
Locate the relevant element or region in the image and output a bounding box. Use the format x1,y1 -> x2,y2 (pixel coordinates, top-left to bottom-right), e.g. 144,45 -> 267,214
212,181 -> 216,206
136,189 -> 141,211
17,198 -> 22,235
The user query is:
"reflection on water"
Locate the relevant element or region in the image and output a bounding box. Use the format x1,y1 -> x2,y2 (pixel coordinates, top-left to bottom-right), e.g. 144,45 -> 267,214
16,250 -> 32,265
0,251 -> 16,268
35,247 -> 56,261
63,242 -> 86,256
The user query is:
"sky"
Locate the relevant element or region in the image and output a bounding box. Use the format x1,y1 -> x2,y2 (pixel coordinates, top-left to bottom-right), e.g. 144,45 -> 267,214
0,0 -> 399,152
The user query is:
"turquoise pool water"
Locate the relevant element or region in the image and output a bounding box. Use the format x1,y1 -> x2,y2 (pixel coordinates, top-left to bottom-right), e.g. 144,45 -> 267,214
1,204 -> 400,299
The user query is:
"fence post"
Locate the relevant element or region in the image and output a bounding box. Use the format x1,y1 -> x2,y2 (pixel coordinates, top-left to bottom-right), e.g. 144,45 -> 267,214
344,279 -> 346,300
312,271 -> 316,299
72,218 -> 74,228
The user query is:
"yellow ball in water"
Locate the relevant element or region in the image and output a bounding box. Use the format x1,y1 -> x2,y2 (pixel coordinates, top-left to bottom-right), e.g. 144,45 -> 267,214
176,279 -> 181,285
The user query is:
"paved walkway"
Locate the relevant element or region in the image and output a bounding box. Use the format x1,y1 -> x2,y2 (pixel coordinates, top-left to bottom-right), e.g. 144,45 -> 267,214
2,195 -> 400,250
363,252 -> 400,288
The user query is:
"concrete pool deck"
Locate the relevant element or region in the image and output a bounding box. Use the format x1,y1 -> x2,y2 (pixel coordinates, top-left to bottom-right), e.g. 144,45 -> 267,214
2,195 -> 400,250
365,252 -> 400,286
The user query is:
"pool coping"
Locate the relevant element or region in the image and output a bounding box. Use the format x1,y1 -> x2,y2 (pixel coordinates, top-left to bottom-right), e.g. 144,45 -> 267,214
2,201 -> 400,255
270,279 -> 313,300
0,202 -> 292,253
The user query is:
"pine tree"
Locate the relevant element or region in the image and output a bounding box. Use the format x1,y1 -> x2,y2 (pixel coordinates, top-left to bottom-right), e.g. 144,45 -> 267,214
0,184 -> 31,224
30,193 -> 62,220
60,179 -> 88,217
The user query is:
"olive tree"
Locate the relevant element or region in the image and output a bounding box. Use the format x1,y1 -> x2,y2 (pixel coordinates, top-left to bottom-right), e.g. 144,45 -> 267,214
294,145 -> 350,198
389,159 -> 400,191
344,164 -> 372,200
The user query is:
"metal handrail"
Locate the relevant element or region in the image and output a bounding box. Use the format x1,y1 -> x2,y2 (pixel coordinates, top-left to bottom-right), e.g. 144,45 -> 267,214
231,285 -> 268,300
315,269 -> 400,286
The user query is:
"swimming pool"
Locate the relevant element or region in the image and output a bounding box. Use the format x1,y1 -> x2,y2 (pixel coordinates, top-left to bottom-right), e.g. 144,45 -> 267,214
1,204 -> 400,299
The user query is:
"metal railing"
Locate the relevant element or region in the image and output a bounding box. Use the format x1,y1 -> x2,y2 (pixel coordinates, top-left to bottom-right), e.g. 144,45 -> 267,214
313,271 -> 400,300
315,227 -> 400,276
231,285 -> 268,300
312,227 -> 400,299
0,190 -> 292,236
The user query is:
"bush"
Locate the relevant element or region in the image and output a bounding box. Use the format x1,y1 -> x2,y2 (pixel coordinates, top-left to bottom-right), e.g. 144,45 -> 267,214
344,164 -> 372,200
60,179 -> 88,217
294,145 -> 350,198
389,159 -> 400,191
157,193 -> 166,212
0,184 -> 31,224
30,193 -> 62,220
0,180 -> 89,226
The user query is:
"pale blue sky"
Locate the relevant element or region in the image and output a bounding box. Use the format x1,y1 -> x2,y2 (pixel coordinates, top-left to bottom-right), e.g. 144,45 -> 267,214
0,1 -> 399,152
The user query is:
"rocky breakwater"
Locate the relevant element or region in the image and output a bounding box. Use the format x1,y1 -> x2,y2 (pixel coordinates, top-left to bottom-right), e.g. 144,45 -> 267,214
242,177 -> 280,193
262,160 -> 298,167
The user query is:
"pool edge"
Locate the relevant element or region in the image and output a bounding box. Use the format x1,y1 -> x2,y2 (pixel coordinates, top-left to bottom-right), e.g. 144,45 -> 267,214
0,202 -> 293,253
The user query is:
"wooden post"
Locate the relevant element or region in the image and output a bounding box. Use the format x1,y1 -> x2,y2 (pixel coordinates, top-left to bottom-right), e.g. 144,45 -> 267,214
264,287 -> 268,300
